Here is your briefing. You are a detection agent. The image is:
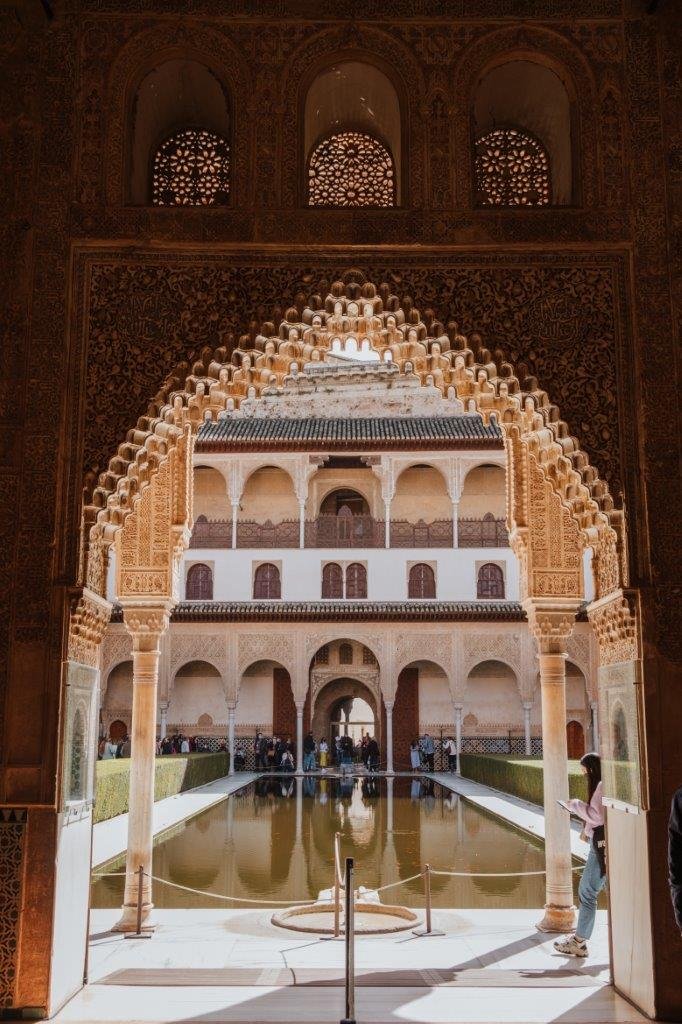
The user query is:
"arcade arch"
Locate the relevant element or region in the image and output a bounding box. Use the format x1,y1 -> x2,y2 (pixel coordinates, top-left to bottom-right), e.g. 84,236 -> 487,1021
75,278 -> 632,939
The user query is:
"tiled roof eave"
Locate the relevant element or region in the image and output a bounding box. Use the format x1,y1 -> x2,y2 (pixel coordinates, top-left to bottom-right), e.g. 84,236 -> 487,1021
195,437 -> 504,453
110,601 -> 526,623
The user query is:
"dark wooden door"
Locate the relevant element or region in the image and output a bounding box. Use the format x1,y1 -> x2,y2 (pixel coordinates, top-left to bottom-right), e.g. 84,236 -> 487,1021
566,720 -> 585,759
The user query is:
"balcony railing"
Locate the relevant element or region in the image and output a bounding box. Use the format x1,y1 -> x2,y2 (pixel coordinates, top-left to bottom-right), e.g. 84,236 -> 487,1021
188,516 -> 232,548
458,516 -> 509,547
390,518 -> 453,548
237,519 -> 299,548
305,514 -> 384,548
189,514 -> 509,549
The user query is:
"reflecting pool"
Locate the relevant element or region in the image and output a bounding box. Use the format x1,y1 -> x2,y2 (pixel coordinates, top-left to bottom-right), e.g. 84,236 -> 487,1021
91,776 -> 581,910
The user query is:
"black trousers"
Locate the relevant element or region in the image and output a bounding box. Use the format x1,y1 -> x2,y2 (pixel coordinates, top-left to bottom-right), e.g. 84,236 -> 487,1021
448,754 -> 458,772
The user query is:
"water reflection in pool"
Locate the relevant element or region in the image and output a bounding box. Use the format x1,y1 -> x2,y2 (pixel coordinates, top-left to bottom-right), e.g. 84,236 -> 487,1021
92,776 -> 579,910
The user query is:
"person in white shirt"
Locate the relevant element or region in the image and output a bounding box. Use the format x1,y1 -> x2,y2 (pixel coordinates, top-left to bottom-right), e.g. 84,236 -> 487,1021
443,736 -> 457,772
180,736 -> 190,754
102,738 -> 118,759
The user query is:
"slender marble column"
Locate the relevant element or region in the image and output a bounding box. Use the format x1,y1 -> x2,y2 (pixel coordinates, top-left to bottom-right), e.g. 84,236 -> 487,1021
454,702 -> 463,774
385,701 -> 394,774
537,650 -> 576,932
159,701 -> 169,740
384,500 -> 391,548
451,501 -> 459,548
298,502 -> 306,549
231,504 -> 239,549
523,702 -> 533,755
590,701 -> 600,753
113,605 -> 170,932
295,701 -> 304,774
227,703 -> 236,775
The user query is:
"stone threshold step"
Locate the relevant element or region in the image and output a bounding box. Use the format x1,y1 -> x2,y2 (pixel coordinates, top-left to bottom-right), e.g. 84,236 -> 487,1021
97,967 -> 604,989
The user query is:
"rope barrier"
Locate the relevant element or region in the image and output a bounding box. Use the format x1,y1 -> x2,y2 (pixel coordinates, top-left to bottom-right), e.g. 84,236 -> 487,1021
92,862 -> 586,902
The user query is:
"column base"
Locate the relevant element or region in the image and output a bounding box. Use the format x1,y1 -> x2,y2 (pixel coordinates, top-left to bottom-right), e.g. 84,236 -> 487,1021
111,903 -> 156,934
536,903 -> 576,933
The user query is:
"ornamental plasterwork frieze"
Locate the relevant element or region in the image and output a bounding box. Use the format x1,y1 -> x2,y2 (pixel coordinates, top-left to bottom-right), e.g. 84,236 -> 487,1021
395,632 -> 453,681
67,589 -> 112,670
310,667 -> 380,708
169,634 -> 228,681
237,632 -> 295,677
100,632 -> 132,693
461,631 -> 523,679
587,591 -> 639,667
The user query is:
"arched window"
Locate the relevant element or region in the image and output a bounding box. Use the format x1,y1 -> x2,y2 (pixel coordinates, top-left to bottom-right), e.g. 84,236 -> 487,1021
339,642 -> 353,665
315,644 -> 330,665
477,563 -> 505,599
152,128 -> 230,206
253,563 -> 281,599
186,563 -> 213,600
322,562 -> 343,599
408,563 -> 436,599
308,130 -> 395,207
345,563 -> 367,599
475,127 -> 550,207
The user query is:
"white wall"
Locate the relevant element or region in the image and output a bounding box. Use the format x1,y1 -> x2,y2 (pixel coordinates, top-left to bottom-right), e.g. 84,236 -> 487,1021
179,546 -> 520,602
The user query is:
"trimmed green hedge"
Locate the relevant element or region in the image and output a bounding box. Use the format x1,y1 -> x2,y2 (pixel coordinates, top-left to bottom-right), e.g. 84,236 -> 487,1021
94,752 -> 229,824
460,754 -> 587,807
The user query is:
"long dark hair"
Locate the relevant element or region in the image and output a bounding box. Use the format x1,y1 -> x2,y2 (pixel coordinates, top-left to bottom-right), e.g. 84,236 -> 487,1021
580,752 -> 602,801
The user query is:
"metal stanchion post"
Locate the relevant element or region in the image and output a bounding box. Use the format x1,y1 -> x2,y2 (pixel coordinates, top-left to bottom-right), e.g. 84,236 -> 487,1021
340,857 -> 355,1024
412,863 -> 444,937
124,865 -> 153,939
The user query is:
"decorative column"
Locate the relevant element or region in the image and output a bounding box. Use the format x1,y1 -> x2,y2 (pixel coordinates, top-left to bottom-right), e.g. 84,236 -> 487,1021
159,701 -> 169,740
298,501 -> 306,549
113,603 -> 171,932
525,599 -> 581,933
447,459 -> 464,549
590,701 -> 600,753
295,700 -> 304,774
385,700 -> 394,774
231,505 -> 239,550
454,702 -> 463,774
228,462 -> 244,551
384,499 -> 391,548
227,702 -> 237,775
523,701 -> 533,756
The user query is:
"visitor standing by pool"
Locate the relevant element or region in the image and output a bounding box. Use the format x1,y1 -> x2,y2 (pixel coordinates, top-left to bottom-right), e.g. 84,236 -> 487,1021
554,752 -> 606,958
410,740 -> 421,772
303,731 -> 316,772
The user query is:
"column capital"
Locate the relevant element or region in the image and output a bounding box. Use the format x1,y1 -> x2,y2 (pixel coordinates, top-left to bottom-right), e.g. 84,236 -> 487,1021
522,700 -> 533,711
121,601 -> 173,640
383,700 -> 394,712
294,700 -> 305,712
227,701 -> 238,712
452,701 -> 464,712
523,598 -> 582,654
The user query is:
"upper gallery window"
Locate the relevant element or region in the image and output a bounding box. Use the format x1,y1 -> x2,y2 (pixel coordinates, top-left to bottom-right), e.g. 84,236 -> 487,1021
186,562 -> 213,600
474,127 -> 550,207
308,130 -> 395,208
253,562 -> 281,600
477,562 -> 505,599
408,563 -> 436,600
152,127 -> 230,206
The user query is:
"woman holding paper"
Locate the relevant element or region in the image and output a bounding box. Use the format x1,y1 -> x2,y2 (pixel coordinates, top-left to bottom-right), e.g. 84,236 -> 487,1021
554,752 -> 606,958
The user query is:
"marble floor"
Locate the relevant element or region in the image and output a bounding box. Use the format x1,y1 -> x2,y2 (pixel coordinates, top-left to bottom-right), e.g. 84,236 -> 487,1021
51,908 -> 644,1024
